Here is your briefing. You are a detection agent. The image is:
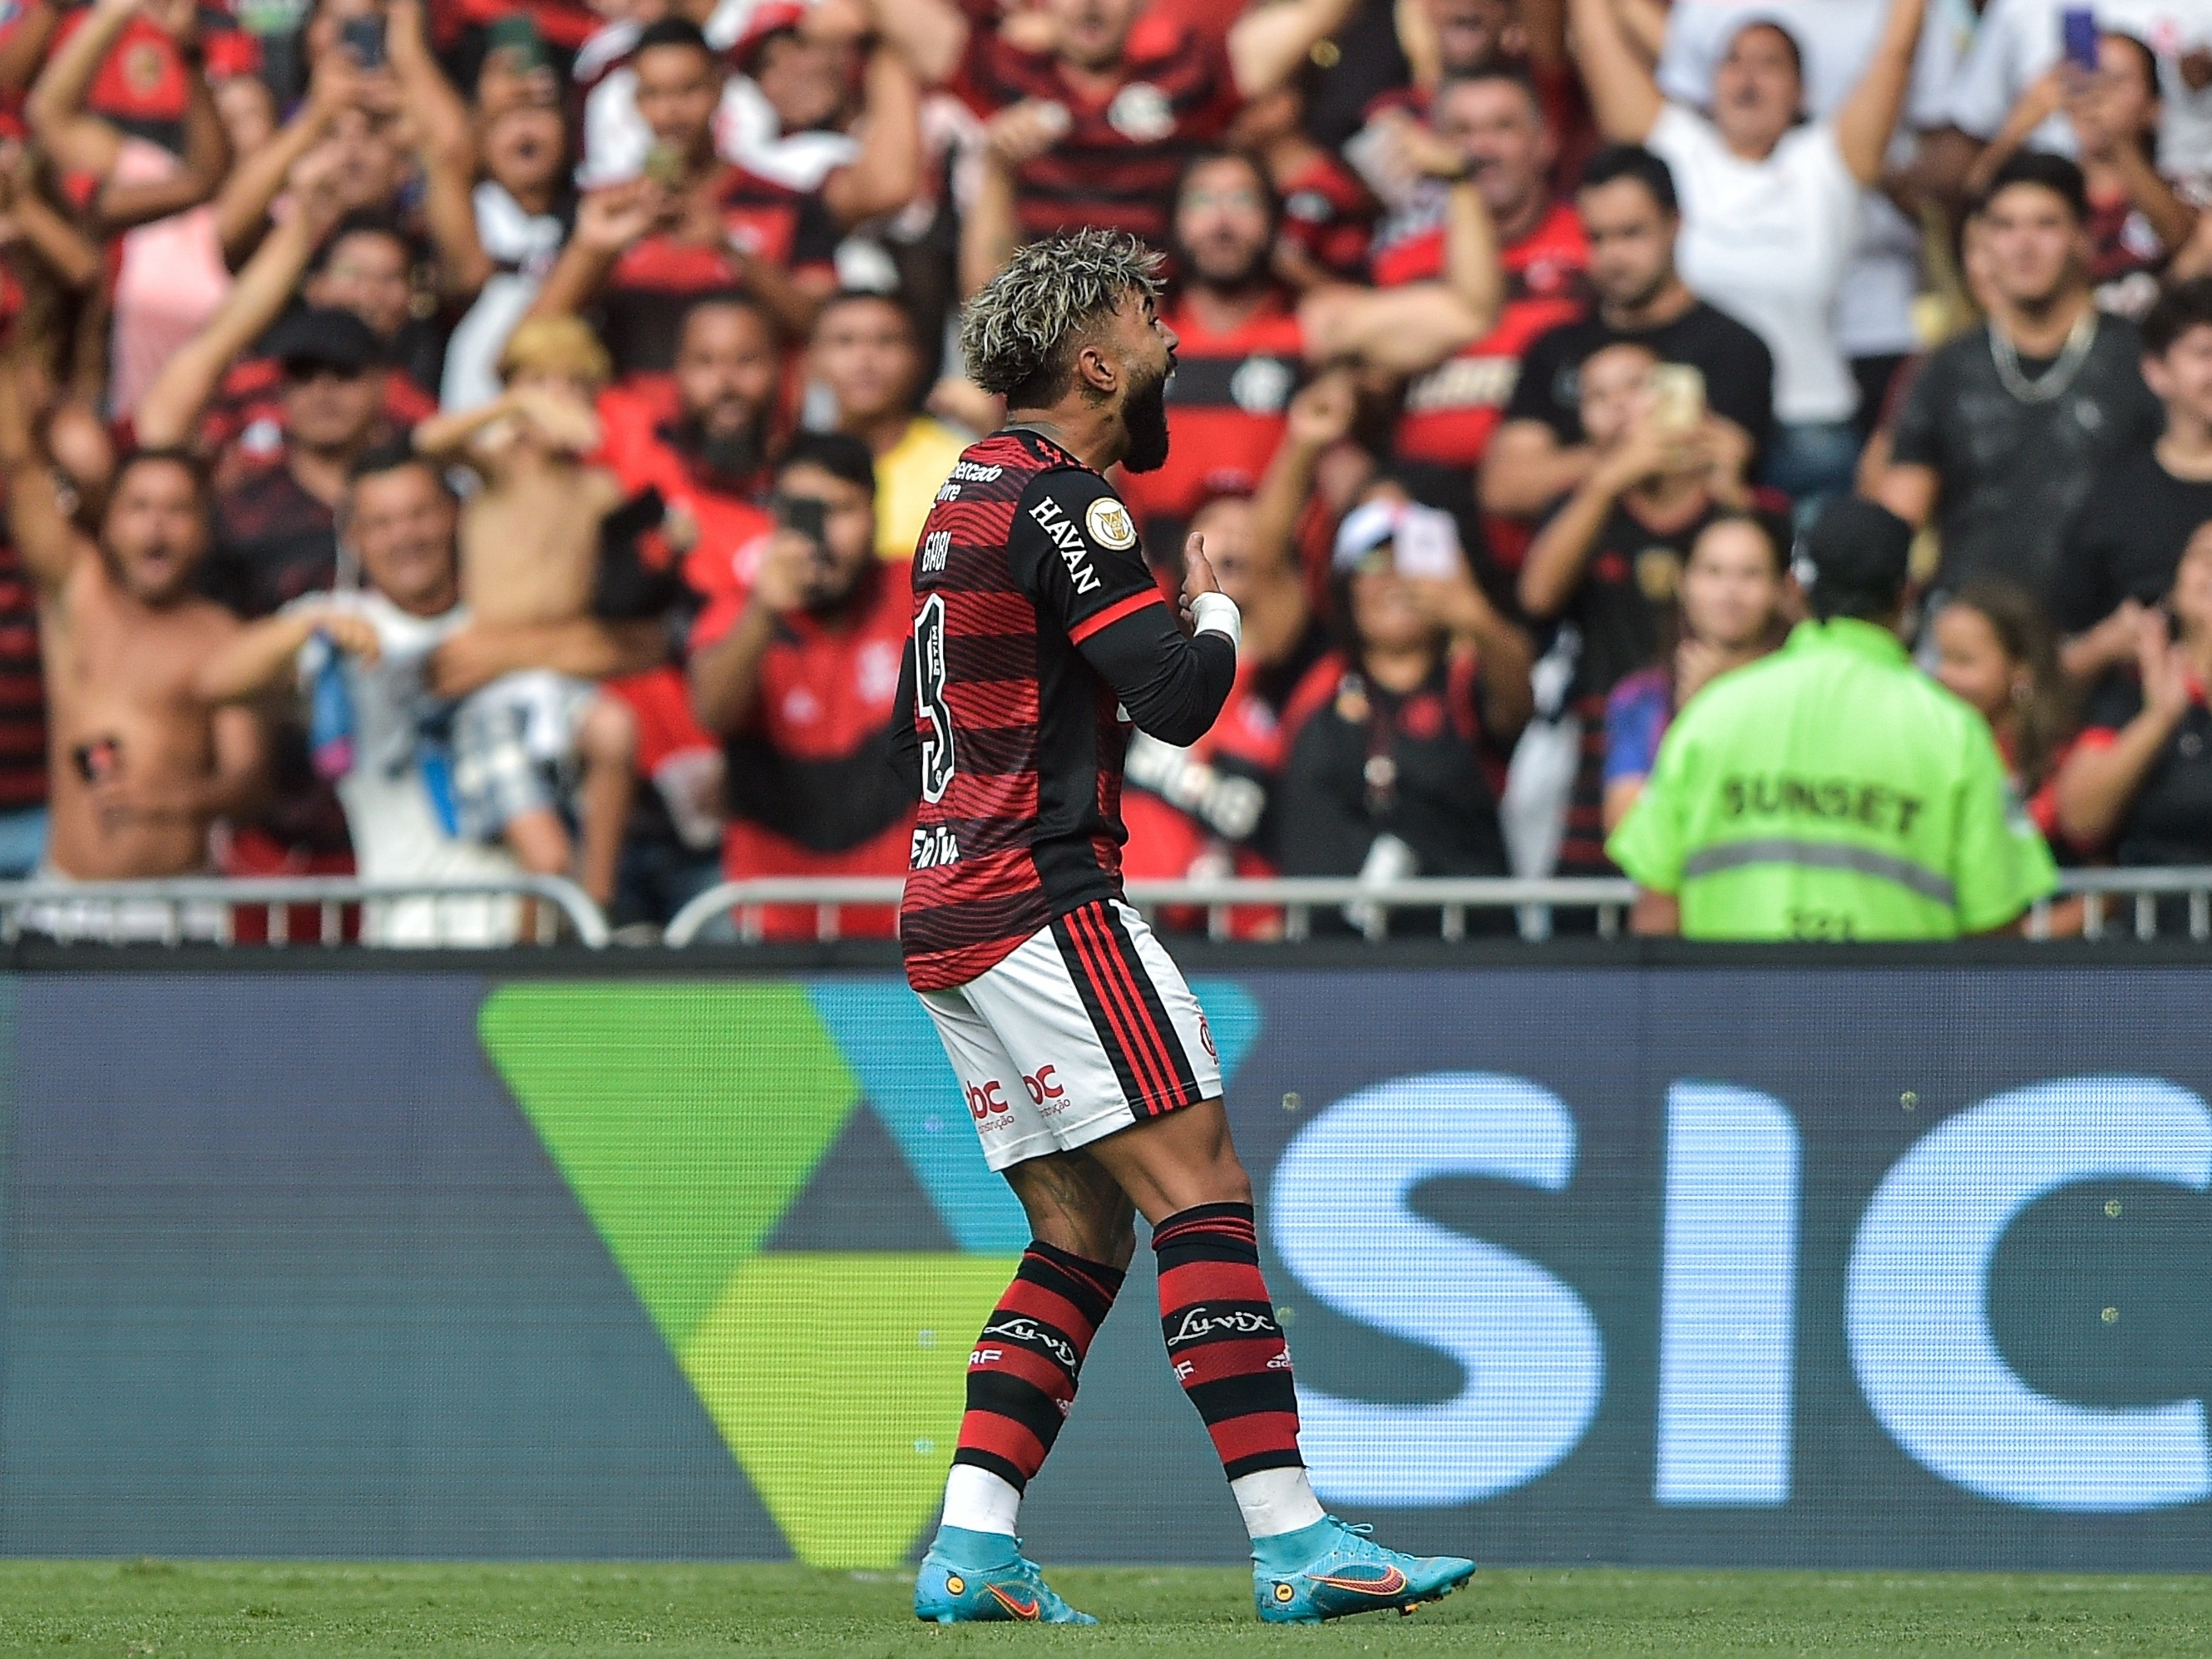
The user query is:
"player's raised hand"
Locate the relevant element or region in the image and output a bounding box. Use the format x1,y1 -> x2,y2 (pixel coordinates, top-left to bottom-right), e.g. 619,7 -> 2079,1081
1178,531 -> 1220,630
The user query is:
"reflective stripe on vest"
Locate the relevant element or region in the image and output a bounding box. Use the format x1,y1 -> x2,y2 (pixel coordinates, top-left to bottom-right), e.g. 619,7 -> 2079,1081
1680,838 -> 1959,908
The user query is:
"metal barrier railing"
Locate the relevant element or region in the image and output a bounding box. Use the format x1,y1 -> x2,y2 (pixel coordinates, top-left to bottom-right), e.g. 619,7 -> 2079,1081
663,875 -> 1643,946
2,868 -> 2205,951
0,875 -> 610,948
665,869 -> 2212,948
2030,867 -> 2212,943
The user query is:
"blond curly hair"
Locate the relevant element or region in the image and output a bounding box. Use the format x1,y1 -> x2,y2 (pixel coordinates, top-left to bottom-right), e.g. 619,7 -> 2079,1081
960,230 -> 1165,406
498,314 -> 613,389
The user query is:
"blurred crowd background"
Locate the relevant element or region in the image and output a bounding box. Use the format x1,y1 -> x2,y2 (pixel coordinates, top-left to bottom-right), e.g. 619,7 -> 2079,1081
1,0 -> 2209,944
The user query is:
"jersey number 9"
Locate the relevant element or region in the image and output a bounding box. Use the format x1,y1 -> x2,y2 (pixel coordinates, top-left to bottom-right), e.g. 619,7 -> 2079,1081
916,593 -> 957,804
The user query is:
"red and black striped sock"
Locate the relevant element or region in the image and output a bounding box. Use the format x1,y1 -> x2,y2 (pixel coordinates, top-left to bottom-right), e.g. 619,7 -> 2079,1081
1153,1201 -> 1306,1481
950,1241 -> 1124,1495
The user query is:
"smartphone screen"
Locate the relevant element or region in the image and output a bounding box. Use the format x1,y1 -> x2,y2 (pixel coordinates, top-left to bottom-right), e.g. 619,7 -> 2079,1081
777,495 -> 829,548
643,141 -> 686,189
342,15 -> 387,70
2061,8 -> 2100,72
1391,504 -> 1462,580
73,736 -> 120,784
1650,363 -> 1707,433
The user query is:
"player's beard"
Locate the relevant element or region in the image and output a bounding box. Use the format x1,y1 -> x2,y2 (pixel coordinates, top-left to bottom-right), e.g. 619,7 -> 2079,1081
1120,364 -> 1173,475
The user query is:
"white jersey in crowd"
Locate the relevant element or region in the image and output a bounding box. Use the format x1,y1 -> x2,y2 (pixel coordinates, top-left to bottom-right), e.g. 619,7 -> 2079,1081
1658,0 -> 1972,362
1948,0 -> 2212,179
440,182 -> 566,412
1647,104 -> 1866,423
284,590 -> 524,946
573,0 -> 858,191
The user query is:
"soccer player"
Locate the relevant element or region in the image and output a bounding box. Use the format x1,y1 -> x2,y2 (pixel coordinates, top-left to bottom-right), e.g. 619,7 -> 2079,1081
891,230 -> 1476,1627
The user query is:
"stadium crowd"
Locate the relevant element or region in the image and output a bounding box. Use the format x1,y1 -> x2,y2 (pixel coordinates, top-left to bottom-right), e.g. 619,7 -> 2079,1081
0,0 -> 2210,942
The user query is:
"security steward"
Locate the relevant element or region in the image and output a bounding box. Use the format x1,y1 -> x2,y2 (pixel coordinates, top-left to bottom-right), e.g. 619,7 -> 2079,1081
1607,497 -> 2056,941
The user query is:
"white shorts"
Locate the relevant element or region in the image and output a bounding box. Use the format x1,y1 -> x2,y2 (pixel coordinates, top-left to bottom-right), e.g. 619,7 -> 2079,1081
920,897 -> 1222,1173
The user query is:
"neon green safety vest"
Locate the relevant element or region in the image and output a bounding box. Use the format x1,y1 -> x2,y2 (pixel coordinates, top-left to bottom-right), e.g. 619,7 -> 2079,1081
1606,618 -> 2057,941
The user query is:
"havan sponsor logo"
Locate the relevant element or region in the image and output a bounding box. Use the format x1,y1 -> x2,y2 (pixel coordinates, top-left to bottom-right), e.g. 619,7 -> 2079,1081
1028,498 -> 1103,595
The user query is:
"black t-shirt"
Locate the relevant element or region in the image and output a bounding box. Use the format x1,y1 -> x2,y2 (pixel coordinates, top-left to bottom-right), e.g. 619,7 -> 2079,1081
1299,0 -> 1410,149
1276,655 -> 1508,891
1504,300 -> 1776,453
2081,673 -> 2212,865
205,457 -> 338,620
1889,314 -> 2164,597
1542,493 -> 1725,701
202,457 -> 348,857
2052,446 -> 2212,634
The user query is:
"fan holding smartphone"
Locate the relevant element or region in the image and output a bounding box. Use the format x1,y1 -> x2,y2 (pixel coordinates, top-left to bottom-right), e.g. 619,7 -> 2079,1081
340,13 -> 387,72
1962,7 -> 2189,289
2056,12 -> 2190,302
1517,342 -> 1759,873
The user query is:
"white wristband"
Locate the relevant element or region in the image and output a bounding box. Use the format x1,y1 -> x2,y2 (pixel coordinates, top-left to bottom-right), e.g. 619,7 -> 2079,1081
1190,590 -> 1242,650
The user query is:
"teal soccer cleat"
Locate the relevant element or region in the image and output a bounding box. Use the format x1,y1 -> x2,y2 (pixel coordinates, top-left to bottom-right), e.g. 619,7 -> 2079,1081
1252,1516 -> 1476,1624
913,1526 -> 1097,1625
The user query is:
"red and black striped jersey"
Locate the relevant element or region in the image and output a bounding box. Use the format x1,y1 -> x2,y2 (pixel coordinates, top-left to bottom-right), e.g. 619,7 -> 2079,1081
1278,149 -> 1380,280
895,429 -> 1236,992
953,17 -> 1240,249
0,534 -> 46,810
1119,294 -> 1306,536
1371,195 -> 1589,468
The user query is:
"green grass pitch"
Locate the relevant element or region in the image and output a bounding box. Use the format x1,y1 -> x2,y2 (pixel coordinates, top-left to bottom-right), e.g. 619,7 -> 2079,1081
2,1563 -> 2209,1657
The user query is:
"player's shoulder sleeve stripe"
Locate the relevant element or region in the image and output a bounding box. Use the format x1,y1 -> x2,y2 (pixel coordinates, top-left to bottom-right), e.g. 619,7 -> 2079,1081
1069,587 -> 1166,644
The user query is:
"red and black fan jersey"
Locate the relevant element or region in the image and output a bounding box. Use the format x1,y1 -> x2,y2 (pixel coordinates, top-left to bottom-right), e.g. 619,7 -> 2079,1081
1120,294 -> 1306,536
449,0 -> 601,52
47,5 -> 241,155
896,429 -> 1236,991
954,17 -> 1240,249
1371,195 -> 1589,468
0,531 -> 47,810
598,386 -> 776,609
1276,650 -> 1512,885
690,557 -> 916,938
694,556 -> 915,855
600,166 -> 840,378
1277,150 -> 1378,280
205,456 -> 338,620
